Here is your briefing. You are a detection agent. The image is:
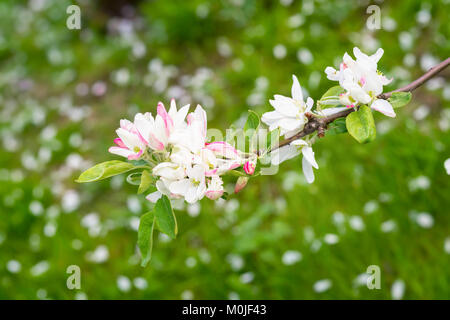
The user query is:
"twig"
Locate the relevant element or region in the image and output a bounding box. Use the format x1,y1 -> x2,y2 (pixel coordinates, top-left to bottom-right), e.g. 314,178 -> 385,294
272,57 -> 450,151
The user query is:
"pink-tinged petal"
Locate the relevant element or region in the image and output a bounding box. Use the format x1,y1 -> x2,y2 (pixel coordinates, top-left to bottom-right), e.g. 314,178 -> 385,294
114,138 -> 127,148
371,99 -> 396,118
120,119 -> 133,131
205,168 -> 218,177
228,162 -> 241,170
234,177 -> 249,193
108,146 -> 133,158
243,161 -> 256,175
148,132 -> 165,151
205,141 -> 239,159
205,190 -> 223,200
186,113 -> 193,125
127,149 -> 143,160
157,102 -> 174,135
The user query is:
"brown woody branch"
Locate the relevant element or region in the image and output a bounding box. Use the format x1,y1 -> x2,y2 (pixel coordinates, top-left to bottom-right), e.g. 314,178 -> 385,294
273,57 -> 450,151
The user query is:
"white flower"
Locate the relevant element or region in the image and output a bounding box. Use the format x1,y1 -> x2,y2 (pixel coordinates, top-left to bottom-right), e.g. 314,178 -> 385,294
270,139 -> 318,183
205,175 -> 224,200
167,164 -> 207,204
152,162 -> 186,181
169,104 -> 207,153
262,75 -> 314,138
108,119 -> 147,160
325,47 -> 395,118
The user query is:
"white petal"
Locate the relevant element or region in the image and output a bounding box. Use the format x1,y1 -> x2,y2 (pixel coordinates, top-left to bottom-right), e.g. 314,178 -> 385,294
116,128 -> 143,150
302,146 -> 318,169
370,48 -> 384,63
108,146 -> 133,158
371,99 -> 396,118
302,156 -> 315,183
325,66 -> 339,81
262,110 -> 284,123
277,118 -> 302,131
185,186 -> 199,204
291,75 -> 303,102
270,96 -> 298,117
168,179 -> 190,196
271,145 -> 300,165
306,97 -> 314,112
146,191 -> 162,203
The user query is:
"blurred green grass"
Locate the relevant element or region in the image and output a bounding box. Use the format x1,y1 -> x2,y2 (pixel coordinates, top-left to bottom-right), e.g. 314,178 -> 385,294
0,0 -> 449,299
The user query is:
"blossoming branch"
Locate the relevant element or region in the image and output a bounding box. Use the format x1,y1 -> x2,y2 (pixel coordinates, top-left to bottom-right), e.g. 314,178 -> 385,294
76,48 -> 450,266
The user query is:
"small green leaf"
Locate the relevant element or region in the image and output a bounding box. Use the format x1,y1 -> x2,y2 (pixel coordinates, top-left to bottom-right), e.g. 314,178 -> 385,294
327,118 -> 348,136
138,212 -> 156,267
76,160 -> 136,183
244,110 -> 260,132
154,195 -> 178,239
318,86 -> 345,107
346,105 -> 376,144
138,170 -> 153,194
388,92 -> 412,109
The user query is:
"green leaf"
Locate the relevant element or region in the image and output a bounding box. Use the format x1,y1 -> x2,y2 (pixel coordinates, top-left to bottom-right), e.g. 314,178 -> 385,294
76,160 -> 136,183
126,172 -> 142,186
388,92 -> 412,109
138,212 -> 156,267
318,86 -> 345,107
154,195 -> 178,239
138,170 -> 153,194
244,110 -> 260,132
327,118 -> 348,136
345,106 -> 376,144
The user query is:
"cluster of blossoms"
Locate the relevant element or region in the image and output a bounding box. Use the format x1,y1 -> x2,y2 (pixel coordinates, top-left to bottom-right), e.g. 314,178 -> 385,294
325,47 -> 395,117
106,47 -> 396,202
261,47 -> 395,183
109,100 -> 255,204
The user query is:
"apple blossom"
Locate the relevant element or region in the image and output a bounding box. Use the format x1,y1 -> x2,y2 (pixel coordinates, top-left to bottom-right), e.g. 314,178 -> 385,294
205,175 -> 224,200
261,75 -> 314,138
108,119 -> 147,160
167,164 -> 207,204
325,47 -> 395,117
270,139 -> 318,183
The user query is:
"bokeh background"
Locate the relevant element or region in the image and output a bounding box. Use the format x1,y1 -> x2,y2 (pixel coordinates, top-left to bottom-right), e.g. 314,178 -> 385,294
0,0 -> 449,300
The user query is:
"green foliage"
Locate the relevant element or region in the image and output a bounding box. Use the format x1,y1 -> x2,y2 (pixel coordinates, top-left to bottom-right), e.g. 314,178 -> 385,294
327,118 -> 348,136
389,92 -> 412,109
154,195 -> 178,240
138,170 -> 154,194
244,110 -> 260,132
318,86 -> 345,107
76,161 -> 138,183
346,106 -> 377,144
138,212 -> 156,267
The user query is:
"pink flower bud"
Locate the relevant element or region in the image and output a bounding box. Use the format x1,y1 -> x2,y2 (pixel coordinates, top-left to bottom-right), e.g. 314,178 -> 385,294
234,177 -> 249,193
243,161 -> 256,175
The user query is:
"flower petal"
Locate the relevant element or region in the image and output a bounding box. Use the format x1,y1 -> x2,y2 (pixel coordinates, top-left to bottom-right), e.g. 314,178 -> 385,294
302,156 -> 315,183
291,75 -> 303,102
301,146 -> 318,169
371,99 -> 396,118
